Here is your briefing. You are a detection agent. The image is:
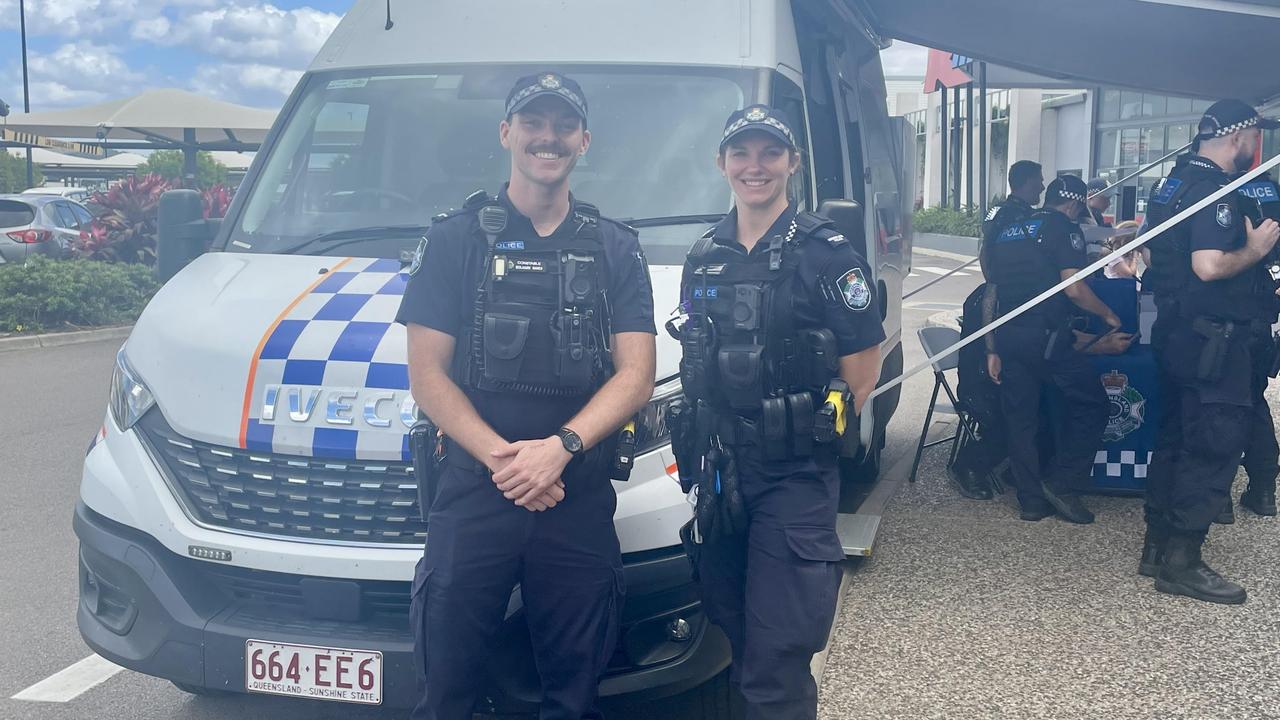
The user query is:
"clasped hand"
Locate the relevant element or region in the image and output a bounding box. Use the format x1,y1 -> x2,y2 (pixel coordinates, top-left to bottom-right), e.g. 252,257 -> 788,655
489,437 -> 571,512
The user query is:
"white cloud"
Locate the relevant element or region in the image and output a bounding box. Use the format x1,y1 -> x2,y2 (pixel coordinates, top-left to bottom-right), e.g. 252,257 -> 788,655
0,0 -> 214,36
190,62 -> 303,107
881,41 -> 930,78
14,41 -> 146,106
169,4 -> 341,66
131,16 -> 172,43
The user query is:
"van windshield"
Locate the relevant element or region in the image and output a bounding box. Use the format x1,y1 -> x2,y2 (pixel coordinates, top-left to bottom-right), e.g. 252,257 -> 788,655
224,65 -> 752,265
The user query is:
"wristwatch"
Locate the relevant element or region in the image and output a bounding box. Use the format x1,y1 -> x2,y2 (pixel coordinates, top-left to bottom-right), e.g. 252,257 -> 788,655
557,427 -> 584,456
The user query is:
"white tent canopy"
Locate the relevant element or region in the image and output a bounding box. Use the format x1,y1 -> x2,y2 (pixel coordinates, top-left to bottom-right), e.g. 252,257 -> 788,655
2,89 -> 276,146
855,0 -> 1280,106
6,147 -> 147,170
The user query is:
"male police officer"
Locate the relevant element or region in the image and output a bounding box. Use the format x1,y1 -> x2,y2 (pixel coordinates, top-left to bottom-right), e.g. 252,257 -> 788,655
980,160 -> 1045,276
672,106 -> 883,720
986,175 -> 1120,523
1139,99 -> 1279,604
1086,178 -> 1114,227
397,73 -> 657,718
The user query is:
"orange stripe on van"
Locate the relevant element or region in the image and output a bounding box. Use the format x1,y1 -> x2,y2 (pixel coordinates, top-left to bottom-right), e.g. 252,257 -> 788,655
237,257 -> 354,448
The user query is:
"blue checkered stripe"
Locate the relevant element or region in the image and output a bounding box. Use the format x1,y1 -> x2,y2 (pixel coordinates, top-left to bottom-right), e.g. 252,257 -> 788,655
243,257 -> 414,461
1093,449 -> 1152,480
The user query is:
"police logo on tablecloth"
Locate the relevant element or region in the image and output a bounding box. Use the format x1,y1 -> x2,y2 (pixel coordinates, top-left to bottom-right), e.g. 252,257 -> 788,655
1070,233 -> 1084,251
539,74 -> 561,89
409,236 -> 427,276
1101,370 -> 1145,443
745,106 -> 768,122
1217,202 -> 1234,228
836,267 -> 871,312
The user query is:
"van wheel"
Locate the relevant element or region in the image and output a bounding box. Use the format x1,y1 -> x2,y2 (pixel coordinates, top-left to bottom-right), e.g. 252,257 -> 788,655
690,668 -> 746,720
837,441 -> 881,513
170,681 -> 230,697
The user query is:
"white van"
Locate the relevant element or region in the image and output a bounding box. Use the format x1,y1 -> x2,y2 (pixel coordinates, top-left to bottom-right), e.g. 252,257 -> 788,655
74,0 -> 908,713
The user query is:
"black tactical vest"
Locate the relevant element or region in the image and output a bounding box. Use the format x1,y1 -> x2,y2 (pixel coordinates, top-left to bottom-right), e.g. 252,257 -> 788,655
986,209 -> 1070,326
452,192 -> 612,397
1143,155 -> 1212,298
680,212 -> 842,414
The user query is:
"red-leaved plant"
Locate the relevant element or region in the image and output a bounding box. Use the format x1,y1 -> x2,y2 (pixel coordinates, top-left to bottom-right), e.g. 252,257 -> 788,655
202,184 -> 233,220
78,174 -> 173,265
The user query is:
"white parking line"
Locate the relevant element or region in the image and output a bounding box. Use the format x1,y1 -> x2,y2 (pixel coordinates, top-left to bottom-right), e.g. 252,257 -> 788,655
11,655 -> 123,703
915,266 -> 951,275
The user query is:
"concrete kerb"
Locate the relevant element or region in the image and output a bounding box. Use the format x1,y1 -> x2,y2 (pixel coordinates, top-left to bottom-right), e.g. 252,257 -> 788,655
0,325 -> 132,354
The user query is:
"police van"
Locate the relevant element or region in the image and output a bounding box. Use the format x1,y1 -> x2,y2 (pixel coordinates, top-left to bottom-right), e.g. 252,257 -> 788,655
74,0 -> 909,712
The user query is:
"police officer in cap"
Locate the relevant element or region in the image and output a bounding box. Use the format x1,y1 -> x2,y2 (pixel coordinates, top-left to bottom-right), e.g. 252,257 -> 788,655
671,105 -> 883,720
1086,178 -> 1114,228
397,72 -> 657,718
1139,99 -> 1280,604
986,175 -> 1120,523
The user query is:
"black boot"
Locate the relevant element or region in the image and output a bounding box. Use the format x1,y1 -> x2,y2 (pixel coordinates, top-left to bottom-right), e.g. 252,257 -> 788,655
1040,483 -> 1095,524
1214,496 -> 1235,525
1154,532 -> 1247,605
948,464 -> 994,500
1138,524 -> 1166,578
1241,484 -> 1278,517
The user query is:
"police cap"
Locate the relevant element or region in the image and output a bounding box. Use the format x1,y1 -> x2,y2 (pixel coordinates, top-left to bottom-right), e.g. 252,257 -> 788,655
720,104 -> 798,152
1086,177 -> 1110,196
506,72 -> 588,123
1045,175 -> 1088,205
1196,99 -> 1280,141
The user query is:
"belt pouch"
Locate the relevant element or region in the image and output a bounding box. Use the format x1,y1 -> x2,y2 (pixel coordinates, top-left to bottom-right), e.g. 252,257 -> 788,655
761,396 -> 789,461
718,344 -> 765,410
786,392 -> 814,457
679,318 -> 717,401
553,312 -> 592,388
1192,318 -> 1232,383
482,313 -> 530,382
799,329 -> 838,387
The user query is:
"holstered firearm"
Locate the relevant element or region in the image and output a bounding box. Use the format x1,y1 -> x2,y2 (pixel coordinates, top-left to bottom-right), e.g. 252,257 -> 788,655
609,419 -> 638,481
1191,317 -> 1236,383
814,378 -> 852,445
1270,332 -> 1280,379
409,412 -> 442,522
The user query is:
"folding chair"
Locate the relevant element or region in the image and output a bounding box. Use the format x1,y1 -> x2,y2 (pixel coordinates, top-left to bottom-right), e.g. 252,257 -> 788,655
909,326 -> 979,483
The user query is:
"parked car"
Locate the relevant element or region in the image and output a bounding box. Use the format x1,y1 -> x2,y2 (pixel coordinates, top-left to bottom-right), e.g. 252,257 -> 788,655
22,185 -> 91,203
0,194 -> 92,264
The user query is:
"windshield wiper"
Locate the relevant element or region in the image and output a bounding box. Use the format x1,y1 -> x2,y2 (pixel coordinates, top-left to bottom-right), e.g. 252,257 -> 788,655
622,213 -> 725,228
275,224 -> 431,257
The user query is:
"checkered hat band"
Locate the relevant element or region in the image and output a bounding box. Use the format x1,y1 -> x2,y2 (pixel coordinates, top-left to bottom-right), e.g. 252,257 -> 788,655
1058,190 -> 1085,202
1212,116 -> 1258,137
723,116 -> 795,145
508,84 -> 585,113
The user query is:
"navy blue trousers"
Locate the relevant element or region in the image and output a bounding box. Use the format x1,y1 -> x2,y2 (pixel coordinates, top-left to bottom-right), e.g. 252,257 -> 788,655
696,444 -> 845,720
409,456 -> 624,720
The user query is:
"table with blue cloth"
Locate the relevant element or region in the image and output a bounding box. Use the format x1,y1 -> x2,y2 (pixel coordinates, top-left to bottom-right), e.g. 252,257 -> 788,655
1082,277 -> 1161,493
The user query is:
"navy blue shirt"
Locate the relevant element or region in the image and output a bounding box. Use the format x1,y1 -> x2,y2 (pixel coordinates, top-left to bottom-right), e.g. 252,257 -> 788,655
396,187 -> 656,441
681,205 -> 885,357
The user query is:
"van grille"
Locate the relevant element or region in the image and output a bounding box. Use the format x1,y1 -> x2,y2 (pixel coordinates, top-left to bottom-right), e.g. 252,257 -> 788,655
137,412 -> 426,545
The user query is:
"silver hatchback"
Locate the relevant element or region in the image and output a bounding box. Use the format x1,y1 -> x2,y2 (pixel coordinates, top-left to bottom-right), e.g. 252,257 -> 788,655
0,194 -> 92,264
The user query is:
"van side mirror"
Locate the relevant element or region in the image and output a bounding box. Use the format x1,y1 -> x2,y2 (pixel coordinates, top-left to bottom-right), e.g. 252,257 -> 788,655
156,189 -> 216,282
817,199 -> 865,255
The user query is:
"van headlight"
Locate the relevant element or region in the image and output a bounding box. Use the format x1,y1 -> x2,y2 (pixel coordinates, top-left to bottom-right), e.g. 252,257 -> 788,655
634,377 -> 683,455
110,349 -> 155,431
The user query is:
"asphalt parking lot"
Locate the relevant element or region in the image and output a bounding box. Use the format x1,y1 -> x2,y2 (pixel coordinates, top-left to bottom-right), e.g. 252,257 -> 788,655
3,247 -> 1277,719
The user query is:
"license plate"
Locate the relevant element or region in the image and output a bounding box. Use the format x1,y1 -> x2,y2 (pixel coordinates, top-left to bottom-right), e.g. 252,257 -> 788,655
245,640 -> 382,705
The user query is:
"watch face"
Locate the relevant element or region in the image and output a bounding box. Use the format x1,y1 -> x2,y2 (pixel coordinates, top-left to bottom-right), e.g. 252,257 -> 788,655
560,430 -> 583,453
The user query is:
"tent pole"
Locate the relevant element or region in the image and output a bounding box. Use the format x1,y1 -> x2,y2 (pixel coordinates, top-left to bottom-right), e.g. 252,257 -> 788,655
20,0 -> 33,188
952,86 -> 961,211
183,129 -> 198,188
979,62 -> 988,218
940,84 -> 948,209
966,82 -> 974,212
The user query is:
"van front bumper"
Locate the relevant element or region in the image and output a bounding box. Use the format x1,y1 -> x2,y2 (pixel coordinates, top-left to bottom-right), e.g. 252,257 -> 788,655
74,501 -> 729,711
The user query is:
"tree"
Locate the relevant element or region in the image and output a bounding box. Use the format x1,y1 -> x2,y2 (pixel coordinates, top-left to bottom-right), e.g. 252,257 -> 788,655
0,151 -> 45,193
139,150 -> 228,189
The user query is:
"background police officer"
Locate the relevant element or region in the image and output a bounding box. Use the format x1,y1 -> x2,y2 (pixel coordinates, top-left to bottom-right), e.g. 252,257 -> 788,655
1086,177 -> 1114,227
396,72 -> 657,719
979,160 -> 1045,277
986,175 -> 1120,524
673,105 -> 883,720
1140,99 -> 1279,604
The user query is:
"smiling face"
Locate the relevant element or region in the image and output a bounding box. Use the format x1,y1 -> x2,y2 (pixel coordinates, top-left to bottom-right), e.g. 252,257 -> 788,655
717,131 -> 799,211
500,95 -> 590,190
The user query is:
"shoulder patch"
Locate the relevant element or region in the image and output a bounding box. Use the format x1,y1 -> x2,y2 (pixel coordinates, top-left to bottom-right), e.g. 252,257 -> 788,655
1240,181 -> 1280,204
1069,232 -> 1084,251
834,266 -> 872,312
1216,202 -> 1234,228
1150,177 -> 1182,205
825,233 -> 848,247
409,236 -> 427,276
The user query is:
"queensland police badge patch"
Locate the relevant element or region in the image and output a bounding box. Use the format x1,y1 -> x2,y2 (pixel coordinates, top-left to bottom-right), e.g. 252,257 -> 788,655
409,236 -> 427,276
836,267 -> 871,312
1216,202 -> 1234,228
1070,233 -> 1084,251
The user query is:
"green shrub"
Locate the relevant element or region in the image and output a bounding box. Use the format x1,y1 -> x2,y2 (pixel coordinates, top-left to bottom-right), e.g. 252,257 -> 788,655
0,257 -> 159,333
913,206 -> 984,238
0,151 -> 44,193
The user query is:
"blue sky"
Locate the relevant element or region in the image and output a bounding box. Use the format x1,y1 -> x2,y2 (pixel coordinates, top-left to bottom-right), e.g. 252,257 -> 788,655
0,1 -> 928,112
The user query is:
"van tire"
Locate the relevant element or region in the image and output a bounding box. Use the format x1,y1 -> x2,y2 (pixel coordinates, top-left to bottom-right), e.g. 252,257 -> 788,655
690,668 -> 746,720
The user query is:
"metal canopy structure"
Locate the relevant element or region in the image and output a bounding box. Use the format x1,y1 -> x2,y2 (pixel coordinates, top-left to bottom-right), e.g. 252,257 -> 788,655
856,0 -> 1280,106
1,89 -> 275,182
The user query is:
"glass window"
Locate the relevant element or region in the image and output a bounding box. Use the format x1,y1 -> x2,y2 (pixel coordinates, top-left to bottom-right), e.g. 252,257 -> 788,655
54,203 -> 80,229
0,200 -> 36,227
1144,94 -> 1166,118
1101,89 -> 1121,121
1168,123 -> 1192,154
1167,95 -> 1192,117
1098,129 -> 1119,168
1192,98 -> 1212,113
1120,128 -> 1142,165
1142,126 -> 1166,164
70,204 -> 93,227
1120,91 -> 1143,120
226,65 -> 751,261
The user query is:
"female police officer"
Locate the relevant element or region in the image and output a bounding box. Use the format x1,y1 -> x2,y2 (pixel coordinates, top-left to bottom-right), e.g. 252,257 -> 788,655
669,105 -> 883,720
